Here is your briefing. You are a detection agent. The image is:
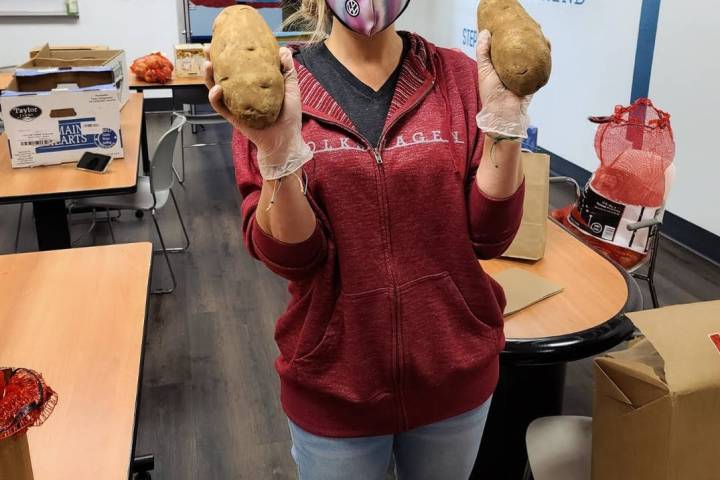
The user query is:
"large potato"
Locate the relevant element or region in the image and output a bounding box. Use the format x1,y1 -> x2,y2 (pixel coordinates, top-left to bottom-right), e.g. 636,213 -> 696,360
477,0 -> 552,96
211,5 -> 284,129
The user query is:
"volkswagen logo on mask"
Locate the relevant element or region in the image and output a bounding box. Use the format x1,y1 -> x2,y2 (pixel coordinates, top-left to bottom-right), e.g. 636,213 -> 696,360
345,0 -> 360,17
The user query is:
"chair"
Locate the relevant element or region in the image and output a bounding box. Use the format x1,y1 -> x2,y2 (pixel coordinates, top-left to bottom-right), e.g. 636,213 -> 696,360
524,416 -> 592,480
550,176 -> 663,308
72,114 -> 190,294
171,87 -> 229,184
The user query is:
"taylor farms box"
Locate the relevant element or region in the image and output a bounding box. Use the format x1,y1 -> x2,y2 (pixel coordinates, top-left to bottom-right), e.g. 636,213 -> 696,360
1,73 -> 123,168
21,44 -> 129,107
174,44 -> 204,78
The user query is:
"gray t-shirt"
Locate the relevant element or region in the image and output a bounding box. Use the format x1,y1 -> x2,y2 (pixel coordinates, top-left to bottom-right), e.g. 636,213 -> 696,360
295,37 -> 409,148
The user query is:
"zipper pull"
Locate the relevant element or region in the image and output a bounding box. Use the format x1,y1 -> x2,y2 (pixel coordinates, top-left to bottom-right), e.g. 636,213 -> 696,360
373,150 -> 383,165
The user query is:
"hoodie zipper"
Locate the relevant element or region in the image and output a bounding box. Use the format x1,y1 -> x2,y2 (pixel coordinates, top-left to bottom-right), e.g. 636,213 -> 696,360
371,83 -> 436,429
304,78 -> 436,431
373,150 -> 383,165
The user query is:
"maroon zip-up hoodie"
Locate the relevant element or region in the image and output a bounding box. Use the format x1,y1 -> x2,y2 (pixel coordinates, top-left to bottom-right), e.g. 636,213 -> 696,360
232,33 -> 525,438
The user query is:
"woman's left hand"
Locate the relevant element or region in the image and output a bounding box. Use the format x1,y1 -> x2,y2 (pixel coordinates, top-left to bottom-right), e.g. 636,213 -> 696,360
475,29 -> 532,139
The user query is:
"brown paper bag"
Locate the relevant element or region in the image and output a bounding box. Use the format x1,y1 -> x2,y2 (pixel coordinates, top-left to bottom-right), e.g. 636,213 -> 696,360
0,433 -> 34,480
502,152 -> 550,261
592,301 -> 720,480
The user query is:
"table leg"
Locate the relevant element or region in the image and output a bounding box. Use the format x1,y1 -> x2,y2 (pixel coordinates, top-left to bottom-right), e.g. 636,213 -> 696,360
32,200 -> 71,251
139,88 -> 151,174
471,362 -> 567,480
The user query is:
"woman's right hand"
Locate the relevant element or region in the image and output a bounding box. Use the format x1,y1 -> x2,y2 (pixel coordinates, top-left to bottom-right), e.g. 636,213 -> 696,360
203,46 -> 312,180
475,30 -> 532,139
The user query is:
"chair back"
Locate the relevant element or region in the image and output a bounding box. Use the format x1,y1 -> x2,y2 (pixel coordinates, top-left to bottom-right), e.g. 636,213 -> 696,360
183,112 -> 227,126
150,113 -> 187,194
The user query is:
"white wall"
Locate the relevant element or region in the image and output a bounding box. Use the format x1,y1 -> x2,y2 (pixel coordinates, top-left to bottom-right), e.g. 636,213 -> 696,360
400,0 -> 720,236
0,0 -> 180,68
650,0 -> 720,236
0,0 -> 68,16
399,0 -> 642,174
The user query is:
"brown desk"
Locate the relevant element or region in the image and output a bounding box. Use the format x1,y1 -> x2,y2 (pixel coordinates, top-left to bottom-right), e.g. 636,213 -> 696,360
128,72 -> 205,90
484,220 -> 629,340
0,92 -> 143,250
0,242 -> 152,479
128,70 -> 207,173
0,72 -> 12,92
472,219 -> 640,480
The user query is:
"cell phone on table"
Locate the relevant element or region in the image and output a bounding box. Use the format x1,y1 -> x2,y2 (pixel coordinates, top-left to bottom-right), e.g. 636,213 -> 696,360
76,152 -> 113,174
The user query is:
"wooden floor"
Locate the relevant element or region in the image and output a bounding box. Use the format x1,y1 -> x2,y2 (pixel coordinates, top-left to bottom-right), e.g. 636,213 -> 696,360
1,115 -> 718,479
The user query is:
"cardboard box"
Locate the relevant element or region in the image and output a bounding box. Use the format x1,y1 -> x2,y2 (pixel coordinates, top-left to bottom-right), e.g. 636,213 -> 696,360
0,433 -> 34,480
502,152 -> 550,260
592,301 -> 720,480
175,44 -> 205,78
21,44 -> 129,107
1,74 -> 123,168
29,44 -> 109,58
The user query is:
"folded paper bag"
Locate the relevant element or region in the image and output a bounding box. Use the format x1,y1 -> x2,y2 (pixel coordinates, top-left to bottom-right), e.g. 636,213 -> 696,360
490,268 -> 563,316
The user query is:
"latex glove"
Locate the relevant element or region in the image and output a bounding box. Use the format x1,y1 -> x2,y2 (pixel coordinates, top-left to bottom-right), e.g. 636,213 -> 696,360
204,46 -> 312,180
475,30 -> 532,139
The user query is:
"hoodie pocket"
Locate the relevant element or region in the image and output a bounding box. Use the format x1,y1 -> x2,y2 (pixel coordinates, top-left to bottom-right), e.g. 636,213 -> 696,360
399,272 -> 501,391
293,288 -> 394,404
484,273 -> 508,326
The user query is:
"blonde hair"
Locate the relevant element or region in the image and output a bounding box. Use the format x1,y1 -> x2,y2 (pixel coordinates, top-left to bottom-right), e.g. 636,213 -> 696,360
283,0 -> 331,44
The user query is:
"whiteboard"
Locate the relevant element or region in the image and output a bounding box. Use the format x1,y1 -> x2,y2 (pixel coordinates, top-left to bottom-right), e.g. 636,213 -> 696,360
0,0 -> 74,16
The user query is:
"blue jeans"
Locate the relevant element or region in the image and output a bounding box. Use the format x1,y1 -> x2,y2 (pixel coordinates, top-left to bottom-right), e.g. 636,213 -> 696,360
288,398 -> 492,480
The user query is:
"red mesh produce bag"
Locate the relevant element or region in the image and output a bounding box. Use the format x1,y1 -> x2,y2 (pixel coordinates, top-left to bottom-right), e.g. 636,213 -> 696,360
0,368 -> 58,441
553,99 -> 675,268
592,99 -> 674,207
131,52 -> 174,84
190,0 -> 235,6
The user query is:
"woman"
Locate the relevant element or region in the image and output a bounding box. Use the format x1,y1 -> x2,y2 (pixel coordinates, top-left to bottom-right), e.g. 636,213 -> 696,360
205,0 -> 530,478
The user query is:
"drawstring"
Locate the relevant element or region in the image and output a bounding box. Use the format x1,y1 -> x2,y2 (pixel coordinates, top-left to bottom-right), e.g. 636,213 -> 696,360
266,170 -> 308,212
434,55 -> 466,181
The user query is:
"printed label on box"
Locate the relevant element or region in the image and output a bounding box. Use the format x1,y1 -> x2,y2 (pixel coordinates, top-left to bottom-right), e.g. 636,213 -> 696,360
710,333 -> 720,355
35,117 -> 119,153
81,121 -> 104,136
16,129 -> 60,147
9,104 -> 43,122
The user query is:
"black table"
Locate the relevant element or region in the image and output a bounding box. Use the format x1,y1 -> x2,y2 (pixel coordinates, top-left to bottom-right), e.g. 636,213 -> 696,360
470,220 -> 642,479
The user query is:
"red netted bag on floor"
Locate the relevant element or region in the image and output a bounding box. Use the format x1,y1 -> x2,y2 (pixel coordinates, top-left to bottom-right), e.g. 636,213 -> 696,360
0,368 -> 58,441
131,52 -> 174,84
553,99 -> 675,268
190,0 -> 235,6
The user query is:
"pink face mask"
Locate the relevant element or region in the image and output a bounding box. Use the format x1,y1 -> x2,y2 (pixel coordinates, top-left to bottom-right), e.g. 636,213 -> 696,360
326,0 -> 411,37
